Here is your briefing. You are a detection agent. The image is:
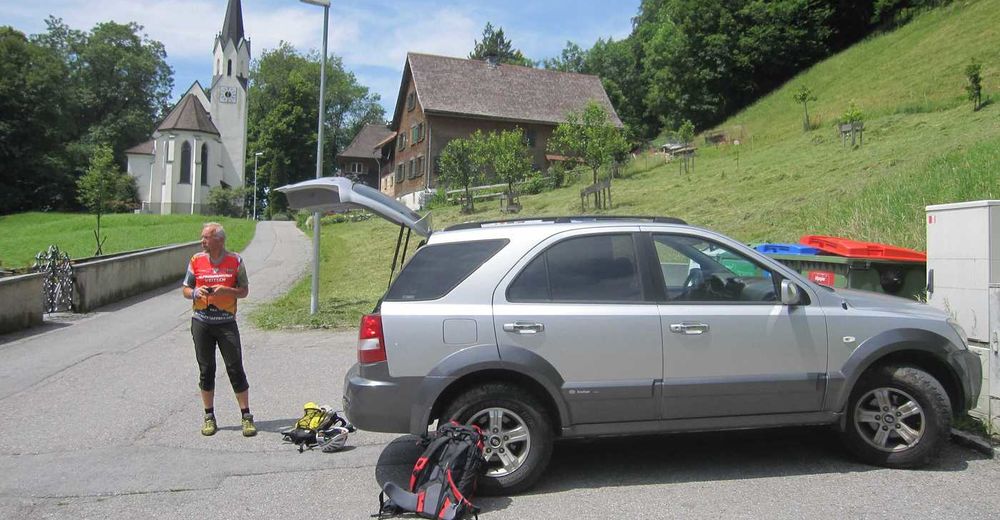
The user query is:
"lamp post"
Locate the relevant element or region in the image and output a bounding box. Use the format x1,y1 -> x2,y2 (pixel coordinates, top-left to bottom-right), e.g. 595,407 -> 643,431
301,0 -> 330,315
252,151 -> 263,220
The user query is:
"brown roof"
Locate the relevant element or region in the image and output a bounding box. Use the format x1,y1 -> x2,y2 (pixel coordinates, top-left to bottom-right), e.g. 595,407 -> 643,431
339,124 -> 394,159
396,53 -> 622,128
157,94 -> 220,135
125,139 -> 155,155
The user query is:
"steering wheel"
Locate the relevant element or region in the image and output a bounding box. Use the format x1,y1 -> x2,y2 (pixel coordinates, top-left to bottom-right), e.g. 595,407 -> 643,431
680,268 -> 705,298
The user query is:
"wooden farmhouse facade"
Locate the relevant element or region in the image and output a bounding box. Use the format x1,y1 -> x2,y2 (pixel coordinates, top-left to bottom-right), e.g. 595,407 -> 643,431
335,123 -> 393,188
375,53 -> 622,208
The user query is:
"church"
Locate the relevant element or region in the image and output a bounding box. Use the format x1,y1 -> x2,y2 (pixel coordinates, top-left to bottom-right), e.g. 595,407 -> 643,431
126,0 -> 249,215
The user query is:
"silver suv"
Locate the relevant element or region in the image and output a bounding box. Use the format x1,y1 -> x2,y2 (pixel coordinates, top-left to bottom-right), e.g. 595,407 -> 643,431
279,178 -> 982,495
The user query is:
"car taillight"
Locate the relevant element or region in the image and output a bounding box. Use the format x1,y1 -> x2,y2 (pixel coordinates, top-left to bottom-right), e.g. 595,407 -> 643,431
358,313 -> 386,363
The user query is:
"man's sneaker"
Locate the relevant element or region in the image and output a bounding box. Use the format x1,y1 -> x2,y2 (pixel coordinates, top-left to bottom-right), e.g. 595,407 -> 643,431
242,413 -> 257,437
201,414 -> 217,436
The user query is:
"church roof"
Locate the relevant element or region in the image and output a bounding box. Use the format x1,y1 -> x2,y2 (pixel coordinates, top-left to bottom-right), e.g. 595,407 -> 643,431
220,0 -> 245,49
125,139 -> 155,155
339,124 -> 394,159
157,94 -> 220,135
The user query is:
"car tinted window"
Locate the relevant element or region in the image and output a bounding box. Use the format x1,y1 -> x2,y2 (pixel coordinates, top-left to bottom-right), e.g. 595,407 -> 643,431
385,239 -> 508,301
509,234 -> 641,302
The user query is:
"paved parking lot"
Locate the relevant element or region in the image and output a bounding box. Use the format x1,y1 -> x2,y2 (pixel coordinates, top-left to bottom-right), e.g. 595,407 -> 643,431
1,222 -> 998,519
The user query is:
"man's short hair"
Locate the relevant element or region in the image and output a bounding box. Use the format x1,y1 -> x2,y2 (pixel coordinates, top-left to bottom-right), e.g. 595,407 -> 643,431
203,222 -> 226,241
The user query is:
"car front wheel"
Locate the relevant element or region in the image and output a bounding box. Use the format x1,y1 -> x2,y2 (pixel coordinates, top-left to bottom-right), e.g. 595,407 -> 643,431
841,364 -> 952,468
442,383 -> 553,495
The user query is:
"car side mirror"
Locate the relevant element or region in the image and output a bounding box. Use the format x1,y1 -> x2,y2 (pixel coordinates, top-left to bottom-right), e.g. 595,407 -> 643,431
780,279 -> 802,305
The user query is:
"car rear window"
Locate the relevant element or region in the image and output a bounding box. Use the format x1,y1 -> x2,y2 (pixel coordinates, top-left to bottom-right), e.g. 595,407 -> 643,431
384,239 -> 509,301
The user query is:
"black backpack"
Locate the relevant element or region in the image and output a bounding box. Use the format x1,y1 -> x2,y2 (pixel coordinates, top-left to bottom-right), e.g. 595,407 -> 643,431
377,422 -> 487,520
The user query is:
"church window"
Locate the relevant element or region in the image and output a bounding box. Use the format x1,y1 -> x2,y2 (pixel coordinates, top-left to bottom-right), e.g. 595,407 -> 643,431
227,59 -> 232,77
179,142 -> 191,184
200,144 -> 209,185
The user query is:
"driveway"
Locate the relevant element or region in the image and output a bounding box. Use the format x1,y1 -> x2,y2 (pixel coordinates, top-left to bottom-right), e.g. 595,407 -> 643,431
0,221 -> 997,519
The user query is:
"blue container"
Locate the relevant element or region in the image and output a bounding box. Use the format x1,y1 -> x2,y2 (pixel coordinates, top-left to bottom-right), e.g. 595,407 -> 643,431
754,243 -> 820,256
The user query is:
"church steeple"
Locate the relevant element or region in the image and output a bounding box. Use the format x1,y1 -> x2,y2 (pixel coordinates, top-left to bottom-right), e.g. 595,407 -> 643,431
220,0 -> 245,50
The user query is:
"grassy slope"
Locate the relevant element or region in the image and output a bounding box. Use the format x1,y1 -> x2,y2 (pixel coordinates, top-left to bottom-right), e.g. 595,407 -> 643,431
0,213 -> 256,268
256,0 -> 1000,329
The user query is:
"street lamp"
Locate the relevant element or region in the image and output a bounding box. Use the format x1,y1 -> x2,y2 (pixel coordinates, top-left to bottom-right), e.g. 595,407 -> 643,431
253,152 -> 264,220
301,0 -> 330,315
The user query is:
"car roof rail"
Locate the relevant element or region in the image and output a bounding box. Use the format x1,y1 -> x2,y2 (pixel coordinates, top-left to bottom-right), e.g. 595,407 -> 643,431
443,215 -> 687,232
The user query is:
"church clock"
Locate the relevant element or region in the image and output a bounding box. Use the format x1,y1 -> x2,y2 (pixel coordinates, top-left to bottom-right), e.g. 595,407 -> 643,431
219,86 -> 238,104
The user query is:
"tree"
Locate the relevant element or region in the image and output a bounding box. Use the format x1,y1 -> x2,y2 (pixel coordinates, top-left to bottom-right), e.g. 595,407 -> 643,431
469,22 -> 533,67
676,119 -> 695,146
0,27 -> 73,214
33,17 -> 173,179
438,134 -> 487,213
793,85 -> 818,131
965,59 -> 983,111
483,129 -> 534,205
209,185 -> 251,217
542,41 -> 586,72
548,102 -> 629,188
77,144 -> 135,255
247,42 -> 384,217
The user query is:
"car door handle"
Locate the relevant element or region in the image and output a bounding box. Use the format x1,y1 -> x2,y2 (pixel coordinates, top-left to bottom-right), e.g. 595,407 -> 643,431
669,322 -> 709,335
503,322 -> 545,334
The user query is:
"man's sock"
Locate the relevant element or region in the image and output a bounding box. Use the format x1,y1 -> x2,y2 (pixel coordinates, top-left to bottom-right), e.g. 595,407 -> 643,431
241,407 -> 251,417
204,407 -> 215,416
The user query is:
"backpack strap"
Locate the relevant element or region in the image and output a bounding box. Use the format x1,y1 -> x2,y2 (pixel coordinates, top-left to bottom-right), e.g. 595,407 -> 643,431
410,434 -> 453,491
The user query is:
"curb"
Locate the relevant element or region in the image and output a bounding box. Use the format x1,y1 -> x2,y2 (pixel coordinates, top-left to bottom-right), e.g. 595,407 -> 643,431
951,428 -> 999,459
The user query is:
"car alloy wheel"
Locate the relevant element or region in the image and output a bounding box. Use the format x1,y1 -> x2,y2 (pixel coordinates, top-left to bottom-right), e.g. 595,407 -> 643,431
465,406 -> 532,477
852,386 -> 925,452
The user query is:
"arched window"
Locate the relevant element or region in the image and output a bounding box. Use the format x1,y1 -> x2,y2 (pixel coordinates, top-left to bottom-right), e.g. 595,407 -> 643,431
227,59 -> 232,76
200,144 -> 209,185
179,141 -> 191,184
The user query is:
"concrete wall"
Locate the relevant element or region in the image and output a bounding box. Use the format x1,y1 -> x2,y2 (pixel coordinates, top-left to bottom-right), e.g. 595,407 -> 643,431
73,241 -> 201,313
0,273 -> 44,334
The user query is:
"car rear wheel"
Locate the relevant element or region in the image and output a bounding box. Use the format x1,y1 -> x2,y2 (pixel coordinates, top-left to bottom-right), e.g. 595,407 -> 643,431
841,364 -> 952,468
442,383 -> 553,495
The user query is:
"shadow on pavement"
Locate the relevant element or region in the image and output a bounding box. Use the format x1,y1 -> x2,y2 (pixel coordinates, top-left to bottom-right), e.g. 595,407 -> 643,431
374,435 -> 514,514
526,426 -> 986,496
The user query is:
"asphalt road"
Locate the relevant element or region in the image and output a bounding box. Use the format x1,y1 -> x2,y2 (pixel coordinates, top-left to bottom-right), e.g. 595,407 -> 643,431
1,221 -> 997,519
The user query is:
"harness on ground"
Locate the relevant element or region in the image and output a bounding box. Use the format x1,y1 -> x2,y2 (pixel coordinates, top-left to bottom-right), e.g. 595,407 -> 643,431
282,402 -> 356,453
376,422 -> 487,520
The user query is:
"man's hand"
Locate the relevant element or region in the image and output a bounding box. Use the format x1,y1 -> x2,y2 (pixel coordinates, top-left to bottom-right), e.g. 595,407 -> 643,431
195,286 -> 214,300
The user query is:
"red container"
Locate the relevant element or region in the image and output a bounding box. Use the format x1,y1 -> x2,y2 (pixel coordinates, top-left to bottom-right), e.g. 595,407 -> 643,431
799,235 -> 926,262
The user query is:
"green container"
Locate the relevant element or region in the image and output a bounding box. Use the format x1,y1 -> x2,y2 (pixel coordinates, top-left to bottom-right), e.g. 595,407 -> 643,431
766,253 -> 926,300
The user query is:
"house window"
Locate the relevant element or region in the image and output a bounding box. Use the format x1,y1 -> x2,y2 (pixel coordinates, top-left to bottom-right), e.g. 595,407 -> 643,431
397,133 -> 407,151
349,162 -> 364,174
179,141 -> 191,184
416,156 -> 424,178
407,91 -> 416,111
410,122 -> 424,144
525,129 -> 537,148
408,158 -> 416,179
200,144 -> 209,185
395,163 -> 404,183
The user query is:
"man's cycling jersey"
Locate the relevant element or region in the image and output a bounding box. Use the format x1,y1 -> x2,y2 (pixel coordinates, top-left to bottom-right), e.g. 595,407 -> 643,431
183,252 -> 248,324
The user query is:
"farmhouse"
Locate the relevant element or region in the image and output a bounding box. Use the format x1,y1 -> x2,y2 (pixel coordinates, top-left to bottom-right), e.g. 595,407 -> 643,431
373,53 -> 621,208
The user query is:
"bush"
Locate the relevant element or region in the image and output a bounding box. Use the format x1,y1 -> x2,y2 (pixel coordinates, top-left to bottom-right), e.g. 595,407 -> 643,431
520,170 -> 550,195
208,186 -> 250,217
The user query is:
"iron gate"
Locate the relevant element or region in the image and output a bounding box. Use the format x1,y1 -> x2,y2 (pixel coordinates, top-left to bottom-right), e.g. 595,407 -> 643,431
33,245 -> 74,313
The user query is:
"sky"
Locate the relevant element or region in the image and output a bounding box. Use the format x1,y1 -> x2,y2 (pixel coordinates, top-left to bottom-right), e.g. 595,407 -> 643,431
3,0 -> 641,118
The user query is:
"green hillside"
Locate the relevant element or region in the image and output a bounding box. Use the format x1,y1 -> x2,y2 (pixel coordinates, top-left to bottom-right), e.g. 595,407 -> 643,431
256,0 -> 1000,328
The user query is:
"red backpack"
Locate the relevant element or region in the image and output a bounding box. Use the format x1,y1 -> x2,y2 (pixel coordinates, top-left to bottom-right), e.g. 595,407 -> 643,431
377,422 -> 487,520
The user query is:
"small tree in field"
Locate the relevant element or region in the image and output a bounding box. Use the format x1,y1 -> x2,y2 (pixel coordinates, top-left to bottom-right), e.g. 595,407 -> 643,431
548,101 -> 629,187
77,143 -> 134,255
676,119 -> 695,146
793,85 -> 818,131
483,129 -> 533,206
438,133 -> 487,213
965,59 -> 983,111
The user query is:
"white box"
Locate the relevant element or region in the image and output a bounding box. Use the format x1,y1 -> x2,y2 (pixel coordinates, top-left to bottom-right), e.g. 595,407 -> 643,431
926,200 -> 1000,343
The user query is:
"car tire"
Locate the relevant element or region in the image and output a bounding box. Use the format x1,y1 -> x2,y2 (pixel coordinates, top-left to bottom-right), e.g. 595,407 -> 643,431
442,383 -> 553,495
841,364 -> 952,468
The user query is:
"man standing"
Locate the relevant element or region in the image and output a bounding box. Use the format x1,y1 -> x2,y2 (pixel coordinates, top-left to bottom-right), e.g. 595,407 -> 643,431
182,222 -> 256,437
